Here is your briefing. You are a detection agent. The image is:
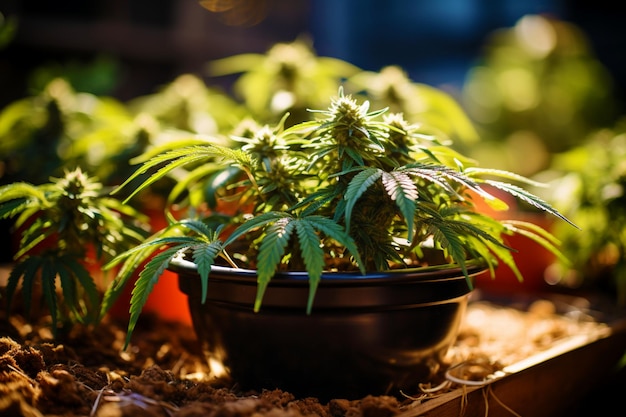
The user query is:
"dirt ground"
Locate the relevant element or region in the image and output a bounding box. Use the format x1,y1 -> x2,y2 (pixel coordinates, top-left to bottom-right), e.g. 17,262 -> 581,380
0,289 -> 618,417
1,311 -> 412,417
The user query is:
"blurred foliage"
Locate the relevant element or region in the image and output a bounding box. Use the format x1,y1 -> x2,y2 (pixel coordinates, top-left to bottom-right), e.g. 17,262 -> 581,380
1,39 -> 481,193
207,39 -> 479,150
28,55 -> 121,97
0,12 -> 17,50
0,79 -> 135,186
534,125 -> 626,304
126,73 -> 246,135
464,14 -> 626,303
463,14 -> 619,177
207,38 -> 362,126
348,65 -> 479,147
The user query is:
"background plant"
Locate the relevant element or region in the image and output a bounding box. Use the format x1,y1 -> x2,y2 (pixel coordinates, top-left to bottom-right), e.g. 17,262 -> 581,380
0,168 -> 148,334
462,14 -> 618,177
348,65 -> 480,149
533,123 -> 626,304
207,38 -> 362,126
0,78 -> 134,187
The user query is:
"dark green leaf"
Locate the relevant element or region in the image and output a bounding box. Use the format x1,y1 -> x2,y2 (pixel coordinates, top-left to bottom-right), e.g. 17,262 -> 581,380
381,171 -> 417,241
192,242 -> 223,303
294,219 -> 324,313
254,216 -> 296,311
344,168 -> 382,233
40,257 -> 58,335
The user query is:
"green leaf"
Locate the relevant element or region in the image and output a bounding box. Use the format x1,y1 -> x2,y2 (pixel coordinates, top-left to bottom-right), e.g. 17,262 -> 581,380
465,167 -> 547,188
179,218 -> 222,240
124,245 -> 183,349
381,170 -> 417,241
485,179 -> 579,228
0,197 -> 29,220
254,216 -> 295,312
56,264 -> 80,319
192,242 -> 223,303
402,163 -> 475,196
61,257 -> 100,321
304,215 -> 364,273
294,219 -> 324,313
223,211 -> 286,246
344,168 -> 382,233
504,220 -> 571,266
483,235 -> 523,282
5,259 -> 30,314
115,144 -> 251,204
431,220 -> 470,278
343,145 -> 365,166
0,182 -> 48,204
101,230 -> 206,319
40,257 -> 58,336
130,136 -> 218,163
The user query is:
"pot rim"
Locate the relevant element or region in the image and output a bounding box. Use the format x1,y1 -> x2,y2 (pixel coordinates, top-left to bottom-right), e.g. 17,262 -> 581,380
169,255 -> 487,285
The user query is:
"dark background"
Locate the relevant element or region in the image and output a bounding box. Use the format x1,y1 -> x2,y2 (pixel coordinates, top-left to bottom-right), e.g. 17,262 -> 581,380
1,0 -> 626,107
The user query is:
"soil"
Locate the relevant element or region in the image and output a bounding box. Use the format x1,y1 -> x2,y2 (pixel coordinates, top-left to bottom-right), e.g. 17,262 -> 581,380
0,286 -> 619,417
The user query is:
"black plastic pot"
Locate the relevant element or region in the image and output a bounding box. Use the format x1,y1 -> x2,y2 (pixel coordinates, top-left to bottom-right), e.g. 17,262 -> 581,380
172,259 -> 483,400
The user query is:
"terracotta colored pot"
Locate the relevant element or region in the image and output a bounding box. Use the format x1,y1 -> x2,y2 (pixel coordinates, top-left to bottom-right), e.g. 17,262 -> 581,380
107,205 -> 192,325
469,185 -> 558,295
172,259 -> 484,400
473,212 -> 557,295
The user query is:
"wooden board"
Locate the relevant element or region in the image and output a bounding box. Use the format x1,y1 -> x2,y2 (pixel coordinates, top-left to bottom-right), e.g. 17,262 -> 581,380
396,319 -> 626,417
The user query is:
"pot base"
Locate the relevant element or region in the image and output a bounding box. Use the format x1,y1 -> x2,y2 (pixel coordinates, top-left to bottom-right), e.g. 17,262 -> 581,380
189,301 -> 468,400
174,261 -> 479,400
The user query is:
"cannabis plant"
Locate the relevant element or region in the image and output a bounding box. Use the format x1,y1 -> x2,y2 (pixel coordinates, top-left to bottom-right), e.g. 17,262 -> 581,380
102,88 -> 574,345
0,168 -> 148,333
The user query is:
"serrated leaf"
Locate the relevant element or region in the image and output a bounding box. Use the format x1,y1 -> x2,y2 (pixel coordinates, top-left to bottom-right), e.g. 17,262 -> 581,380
116,144 -> 251,203
304,215 -> 364,273
504,220 -> 571,266
465,167 -> 547,188
192,242 -> 223,303
485,179 -> 578,228
101,230 -> 208,319
254,216 -> 295,312
344,146 -> 365,166
223,211 -> 286,246
294,219 -> 324,313
344,168 -> 382,233
124,246 -> 183,348
381,171 -> 417,241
